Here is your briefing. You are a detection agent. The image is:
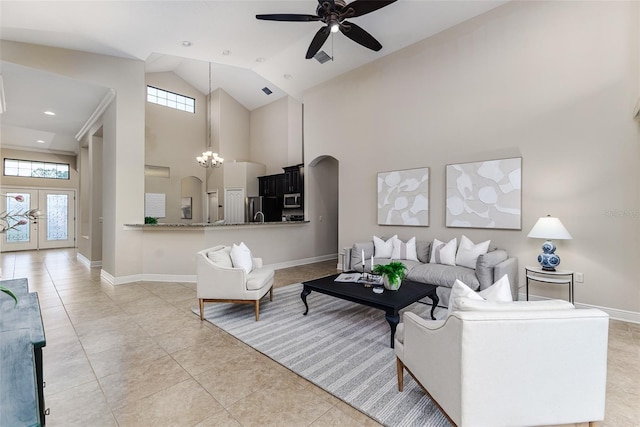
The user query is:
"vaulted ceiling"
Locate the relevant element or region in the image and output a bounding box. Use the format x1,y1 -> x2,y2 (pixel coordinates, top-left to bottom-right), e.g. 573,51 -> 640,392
0,1 -> 508,154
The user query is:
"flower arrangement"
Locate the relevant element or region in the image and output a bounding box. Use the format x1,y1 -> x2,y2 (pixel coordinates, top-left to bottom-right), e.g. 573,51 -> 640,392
0,194 -> 40,306
373,261 -> 407,291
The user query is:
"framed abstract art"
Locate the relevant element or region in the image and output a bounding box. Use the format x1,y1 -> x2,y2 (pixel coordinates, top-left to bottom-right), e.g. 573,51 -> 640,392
377,167 -> 429,226
446,157 -> 522,229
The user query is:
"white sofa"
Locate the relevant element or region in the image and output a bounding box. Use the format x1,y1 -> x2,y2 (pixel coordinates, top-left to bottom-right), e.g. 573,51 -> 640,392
196,245 -> 274,321
395,299 -> 609,427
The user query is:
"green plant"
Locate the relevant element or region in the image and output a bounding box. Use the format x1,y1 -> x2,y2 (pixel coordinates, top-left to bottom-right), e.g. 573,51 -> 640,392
373,261 -> 407,285
145,216 -> 158,224
1,285 -> 18,306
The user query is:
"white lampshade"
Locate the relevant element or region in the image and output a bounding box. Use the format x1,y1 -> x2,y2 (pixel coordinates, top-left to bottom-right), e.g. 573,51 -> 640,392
527,215 -> 572,240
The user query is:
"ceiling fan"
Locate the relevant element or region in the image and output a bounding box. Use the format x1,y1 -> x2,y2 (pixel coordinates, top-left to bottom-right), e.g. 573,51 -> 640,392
256,0 -> 398,59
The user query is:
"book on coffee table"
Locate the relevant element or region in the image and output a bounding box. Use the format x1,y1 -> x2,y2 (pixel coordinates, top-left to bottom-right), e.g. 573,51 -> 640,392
334,273 -> 362,283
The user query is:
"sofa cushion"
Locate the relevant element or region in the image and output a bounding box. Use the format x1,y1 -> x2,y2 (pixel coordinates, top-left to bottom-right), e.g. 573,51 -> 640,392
406,263 -> 478,289
430,238 -> 457,266
392,237 -> 418,261
475,249 -> 509,290
373,235 -> 397,258
207,246 -> 233,268
246,267 -> 274,291
455,235 -> 490,269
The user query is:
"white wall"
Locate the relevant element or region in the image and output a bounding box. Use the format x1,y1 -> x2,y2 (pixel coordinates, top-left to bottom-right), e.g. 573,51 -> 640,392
304,1 -> 640,314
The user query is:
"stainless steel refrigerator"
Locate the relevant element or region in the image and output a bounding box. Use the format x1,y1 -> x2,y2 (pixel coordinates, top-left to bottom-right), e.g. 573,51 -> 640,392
246,196 -> 282,223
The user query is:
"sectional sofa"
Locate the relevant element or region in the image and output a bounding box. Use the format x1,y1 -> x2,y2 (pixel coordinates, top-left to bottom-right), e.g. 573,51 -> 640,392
344,237 -> 519,306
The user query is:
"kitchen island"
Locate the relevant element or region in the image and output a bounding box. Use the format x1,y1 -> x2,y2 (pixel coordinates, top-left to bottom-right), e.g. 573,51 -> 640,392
116,220 -> 334,285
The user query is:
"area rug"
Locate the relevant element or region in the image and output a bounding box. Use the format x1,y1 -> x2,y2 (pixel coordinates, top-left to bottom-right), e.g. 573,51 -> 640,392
194,282 -> 452,427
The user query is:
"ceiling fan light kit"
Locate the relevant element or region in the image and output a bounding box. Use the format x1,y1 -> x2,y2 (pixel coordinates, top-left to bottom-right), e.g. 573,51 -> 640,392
256,0 -> 397,59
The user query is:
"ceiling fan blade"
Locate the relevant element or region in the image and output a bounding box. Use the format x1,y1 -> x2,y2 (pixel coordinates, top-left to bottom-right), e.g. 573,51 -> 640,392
306,26 -> 331,59
342,0 -> 397,18
340,21 -> 382,51
256,13 -> 320,22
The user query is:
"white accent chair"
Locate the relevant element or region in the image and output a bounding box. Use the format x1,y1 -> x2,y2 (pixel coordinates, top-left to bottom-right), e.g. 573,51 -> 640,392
196,245 -> 274,321
395,299 -> 609,427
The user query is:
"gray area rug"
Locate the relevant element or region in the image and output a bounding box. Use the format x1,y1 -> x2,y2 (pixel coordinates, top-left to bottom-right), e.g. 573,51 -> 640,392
195,283 -> 452,427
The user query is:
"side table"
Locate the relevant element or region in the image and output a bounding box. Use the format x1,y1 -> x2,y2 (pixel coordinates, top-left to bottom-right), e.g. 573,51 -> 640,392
525,266 -> 574,304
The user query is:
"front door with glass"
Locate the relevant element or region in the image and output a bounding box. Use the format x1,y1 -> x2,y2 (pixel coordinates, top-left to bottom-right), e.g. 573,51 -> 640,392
1,188 -> 76,252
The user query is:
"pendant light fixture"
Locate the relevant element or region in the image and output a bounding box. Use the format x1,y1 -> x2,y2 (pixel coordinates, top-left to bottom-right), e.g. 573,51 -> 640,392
197,62 -> 223,168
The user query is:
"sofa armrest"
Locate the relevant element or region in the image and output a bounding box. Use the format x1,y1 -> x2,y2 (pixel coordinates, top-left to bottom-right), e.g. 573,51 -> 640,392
494,257 -> 519,300
196,252 -> 248,299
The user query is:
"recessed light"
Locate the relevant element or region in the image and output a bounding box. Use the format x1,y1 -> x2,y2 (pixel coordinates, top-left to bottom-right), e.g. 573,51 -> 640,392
36,140 -> 45,144
222,50 -> 231,56
256,57 -> 266,63
284,74 -> 292,80
182,41 -> 192,47
44,111 -> 56,116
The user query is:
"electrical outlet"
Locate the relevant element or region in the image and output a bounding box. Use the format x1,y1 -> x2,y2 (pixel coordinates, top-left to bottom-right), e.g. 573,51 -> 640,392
575,272 -> 584,283
319,216 -> 323,222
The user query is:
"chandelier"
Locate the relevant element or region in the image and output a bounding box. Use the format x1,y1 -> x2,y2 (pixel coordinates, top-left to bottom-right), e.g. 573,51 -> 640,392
197,150 -> 223,168
197,62 -> 224,168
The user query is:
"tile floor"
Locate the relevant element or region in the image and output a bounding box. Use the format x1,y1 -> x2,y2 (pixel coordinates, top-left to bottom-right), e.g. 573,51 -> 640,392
1,248 -> 638,426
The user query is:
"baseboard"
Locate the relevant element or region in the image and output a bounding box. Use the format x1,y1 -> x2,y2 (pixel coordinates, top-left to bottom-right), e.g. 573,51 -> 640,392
77,253 -> 102,268
520,292 -> 640,324
100,253 -> 339,285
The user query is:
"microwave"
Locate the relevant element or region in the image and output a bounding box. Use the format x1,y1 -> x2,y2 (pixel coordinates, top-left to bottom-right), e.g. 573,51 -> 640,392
283,193 -> 301,209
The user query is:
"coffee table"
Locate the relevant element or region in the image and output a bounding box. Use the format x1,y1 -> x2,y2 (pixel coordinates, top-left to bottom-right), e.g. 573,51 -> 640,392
301,274 -> 439,348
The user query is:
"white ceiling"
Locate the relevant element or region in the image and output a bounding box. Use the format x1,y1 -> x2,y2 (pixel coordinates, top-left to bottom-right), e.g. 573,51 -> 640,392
0,0 -> 508,155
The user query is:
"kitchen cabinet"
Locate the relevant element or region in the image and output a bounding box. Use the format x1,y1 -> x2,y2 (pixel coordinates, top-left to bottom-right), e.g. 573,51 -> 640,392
258,174 -> 285,197
283,164 -> 303,194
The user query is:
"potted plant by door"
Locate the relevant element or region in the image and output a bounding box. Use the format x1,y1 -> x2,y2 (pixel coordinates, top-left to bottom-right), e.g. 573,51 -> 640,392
373,261 -> 407,291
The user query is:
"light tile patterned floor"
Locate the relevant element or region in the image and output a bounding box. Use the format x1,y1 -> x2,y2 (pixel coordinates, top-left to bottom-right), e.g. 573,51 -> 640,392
1,248 -> 638,426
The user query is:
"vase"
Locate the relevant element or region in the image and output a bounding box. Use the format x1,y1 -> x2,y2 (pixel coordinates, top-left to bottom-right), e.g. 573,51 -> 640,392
383,275 -> 401,291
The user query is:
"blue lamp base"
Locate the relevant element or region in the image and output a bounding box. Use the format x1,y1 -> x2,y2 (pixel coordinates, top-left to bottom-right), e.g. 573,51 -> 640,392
537,240 -> 560,271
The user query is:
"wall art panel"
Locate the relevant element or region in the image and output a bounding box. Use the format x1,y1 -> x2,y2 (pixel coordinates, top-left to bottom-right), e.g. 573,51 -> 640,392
446,157 -> 521,229
377,167 -> 429,226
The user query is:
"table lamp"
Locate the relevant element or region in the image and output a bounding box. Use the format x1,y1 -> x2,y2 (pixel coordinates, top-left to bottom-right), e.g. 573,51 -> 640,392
527,215 -> 572,271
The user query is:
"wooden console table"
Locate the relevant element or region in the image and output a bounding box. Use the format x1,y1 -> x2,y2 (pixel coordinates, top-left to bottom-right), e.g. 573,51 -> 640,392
0,278 -> 47,426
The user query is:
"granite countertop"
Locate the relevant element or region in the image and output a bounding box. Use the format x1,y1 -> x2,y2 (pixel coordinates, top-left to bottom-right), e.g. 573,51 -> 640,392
124,221 -> 309,228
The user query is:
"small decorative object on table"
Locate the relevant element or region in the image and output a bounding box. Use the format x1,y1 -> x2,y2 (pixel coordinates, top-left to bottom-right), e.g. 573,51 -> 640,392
373,261 -> 408,291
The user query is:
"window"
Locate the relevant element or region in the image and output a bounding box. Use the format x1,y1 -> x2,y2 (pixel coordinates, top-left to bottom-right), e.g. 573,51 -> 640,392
147,86 -> 195,113
3,158 -> 70,180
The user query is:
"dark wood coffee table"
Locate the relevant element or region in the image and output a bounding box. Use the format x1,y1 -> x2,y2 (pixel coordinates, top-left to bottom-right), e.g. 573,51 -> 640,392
301,274 -> 438,348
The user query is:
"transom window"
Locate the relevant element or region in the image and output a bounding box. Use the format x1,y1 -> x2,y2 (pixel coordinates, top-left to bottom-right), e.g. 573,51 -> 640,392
147,86 -> 195,113
3,158 -> 70,180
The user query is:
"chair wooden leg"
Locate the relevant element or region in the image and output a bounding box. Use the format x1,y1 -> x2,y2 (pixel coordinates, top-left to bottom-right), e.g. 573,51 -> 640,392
397,357 -> 404,392
199,299 -> 204,321
255,299 -> 260,321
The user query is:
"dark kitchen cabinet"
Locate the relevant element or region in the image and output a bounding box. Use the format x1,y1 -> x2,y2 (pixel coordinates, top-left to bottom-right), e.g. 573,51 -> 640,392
283,165 -> 303,194
259,174 -> 285,197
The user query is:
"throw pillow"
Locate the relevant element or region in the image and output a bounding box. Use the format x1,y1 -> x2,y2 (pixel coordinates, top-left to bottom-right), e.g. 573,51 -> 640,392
391,236 -> 418,261
230,242 -> 253,274
207,246 -> 233,268
455,235 -> 491,269
415,240 -> 431,263
447,274 -> 512,316
373,235 -> 397,258
429,238 -> 457,266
